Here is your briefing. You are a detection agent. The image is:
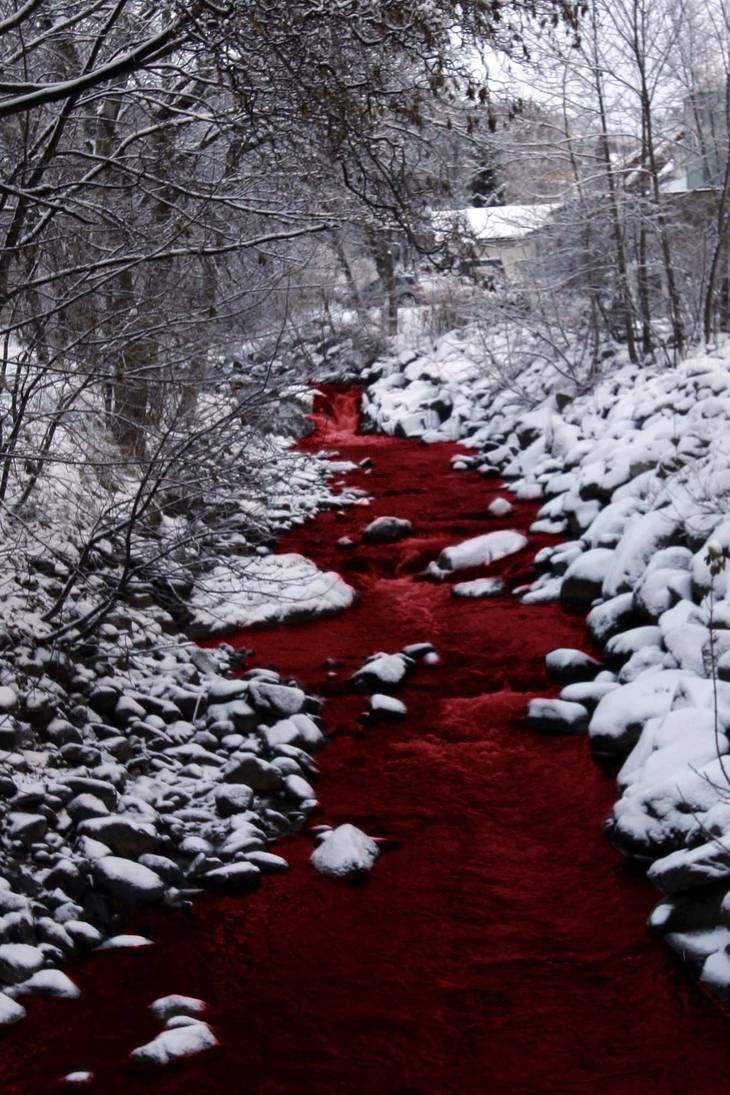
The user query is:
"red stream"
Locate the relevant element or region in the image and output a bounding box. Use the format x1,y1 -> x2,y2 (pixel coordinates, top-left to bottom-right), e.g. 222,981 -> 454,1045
2,387 -> 730,1093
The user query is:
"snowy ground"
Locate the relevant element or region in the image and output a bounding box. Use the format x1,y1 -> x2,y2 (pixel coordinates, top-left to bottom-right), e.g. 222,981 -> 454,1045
363,325 -> 730,1000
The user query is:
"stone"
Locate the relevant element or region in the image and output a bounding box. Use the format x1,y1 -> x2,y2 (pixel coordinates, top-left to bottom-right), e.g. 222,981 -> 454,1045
222,753 -> 282,791
92,857 -> 165,905
214,785 -> 254,817
362,516 -> 412,543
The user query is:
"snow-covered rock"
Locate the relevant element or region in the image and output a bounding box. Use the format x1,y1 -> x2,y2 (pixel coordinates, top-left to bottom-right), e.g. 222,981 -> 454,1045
130,1020 -> 219,1067
433,530 -> 527,574
310,824 -> 380,880
189,553 -> 355,634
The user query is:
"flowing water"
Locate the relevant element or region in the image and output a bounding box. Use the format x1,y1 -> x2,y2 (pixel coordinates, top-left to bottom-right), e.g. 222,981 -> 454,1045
3,387 -> 730,1093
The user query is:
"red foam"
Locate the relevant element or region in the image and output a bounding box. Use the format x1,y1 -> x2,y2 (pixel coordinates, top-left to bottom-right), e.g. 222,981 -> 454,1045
2,386 -> 730,1092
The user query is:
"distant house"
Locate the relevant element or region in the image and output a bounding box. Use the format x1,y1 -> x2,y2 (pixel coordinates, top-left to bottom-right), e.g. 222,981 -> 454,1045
431,204 -> 559,280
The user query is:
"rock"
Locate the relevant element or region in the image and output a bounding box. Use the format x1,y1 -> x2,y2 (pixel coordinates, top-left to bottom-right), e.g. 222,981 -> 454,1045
200,863 -> 261,894
283,774 -> 316,800
76,816 -> 158,858
137,855 -> 183,885
0,991 -> 26,1025
561,548 -> 615,607
92,857 -> 165,905
130,1021 -> 218,1067
451,577 -> 505,599
214,785 -> 254,817
67,794 -> 110,823
544,648 -> 603,684
362,516 -> 412,543
222,753 -> 282,791
60,778 -> 118,810
648,842 -> 730,895
16,969 -> 80,999
61,1072 -> 93,1085
353,652 -> 410,692
7,812 -> 48,845
487,497 -> 513,517
0,943 -> 45,984
97,934 -> 153,950
311,824 -> 379,880
245,851 -> 289,873
369,694 -> 407,717
0,687 -> 18,713
526,698 -> 589,734
434,529 -> 527,573
150,994 -> 206,1022
247,682 -> 306,717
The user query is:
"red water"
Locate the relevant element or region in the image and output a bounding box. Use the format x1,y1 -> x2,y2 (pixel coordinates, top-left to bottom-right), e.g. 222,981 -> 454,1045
3,387 -> 730,1093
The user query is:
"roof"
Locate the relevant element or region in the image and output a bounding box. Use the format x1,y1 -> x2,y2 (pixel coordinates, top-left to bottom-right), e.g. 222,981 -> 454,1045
432,204 -> 559,243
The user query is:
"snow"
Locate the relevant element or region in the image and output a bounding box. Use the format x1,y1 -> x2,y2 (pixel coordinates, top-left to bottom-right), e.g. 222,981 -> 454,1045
310,824 -> 380,879
189,553 -> 355,634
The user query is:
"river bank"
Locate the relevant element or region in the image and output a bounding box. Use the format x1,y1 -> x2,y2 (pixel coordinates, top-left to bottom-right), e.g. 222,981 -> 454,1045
2,387 -> 730,1092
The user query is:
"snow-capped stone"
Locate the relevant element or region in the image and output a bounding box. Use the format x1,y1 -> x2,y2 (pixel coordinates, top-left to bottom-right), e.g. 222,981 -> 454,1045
0,944 -> 44,984
7,812 -> 47,844
353,652 -> 410,692
150,994 -> 207,1023
97,935 -> 153,950
222,753 -> 282,791
561,549 -> 615,607
311,824 -> 379,879
526,699 -> 589,734
16,969 -> 80,999
214,784 -> 254,817
648,841 -> 730,895
0,687 -> 18,713
61,1072 -> 93,1085
0,991 -> 26,1025
544,648 -> 602,683
362,516 -> 412,543
130,1020 -> 218,1067
452,577 -> 505,598
189,553 -> 354,633
92,857 -> 165,905
487,497 -> 513,517
200,863 -> 261,894
283,774 -> 316,800
245,851 -> 289,873
434,529 -> 527,573
76,816 -> 158,858
369,694 -> 407,716
588,670 -> 683,754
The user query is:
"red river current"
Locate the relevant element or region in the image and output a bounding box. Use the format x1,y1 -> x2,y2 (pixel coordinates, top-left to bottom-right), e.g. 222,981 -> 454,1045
3,386 -> 730,1093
